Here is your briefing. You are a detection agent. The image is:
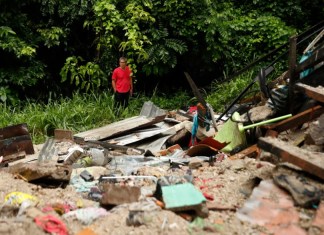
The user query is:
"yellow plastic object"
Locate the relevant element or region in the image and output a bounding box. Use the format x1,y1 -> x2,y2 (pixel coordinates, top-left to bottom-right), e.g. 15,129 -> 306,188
4,192 -> 38,206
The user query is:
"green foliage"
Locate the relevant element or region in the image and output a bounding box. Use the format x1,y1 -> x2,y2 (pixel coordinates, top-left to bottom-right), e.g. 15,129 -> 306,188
90,0 -> 156,74
0,86 -> 19,106
1,60 -> 46,86
40,0 -> 96,23
207,70 -> 259,112
37,27 -> 67,48
0,26 -> 36,58
152,0 -> 207,38
233,0 -> 324,29
60,56 -> 106,92
205,6 -> 296,72
142,24 -> 188,76
0,0 -> 320,105
150,89 -> 191,110
89,0 -> 196,77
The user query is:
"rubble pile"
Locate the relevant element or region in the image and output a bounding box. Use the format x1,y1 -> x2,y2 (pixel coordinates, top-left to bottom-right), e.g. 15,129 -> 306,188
0,30 -> 323,235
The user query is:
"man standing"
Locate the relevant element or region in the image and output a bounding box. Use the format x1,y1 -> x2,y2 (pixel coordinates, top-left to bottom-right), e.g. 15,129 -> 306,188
112,57 -> 133,108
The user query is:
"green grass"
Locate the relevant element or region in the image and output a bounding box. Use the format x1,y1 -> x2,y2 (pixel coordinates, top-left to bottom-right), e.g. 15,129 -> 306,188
206,70 -> 261,112
0,90 -> 191,144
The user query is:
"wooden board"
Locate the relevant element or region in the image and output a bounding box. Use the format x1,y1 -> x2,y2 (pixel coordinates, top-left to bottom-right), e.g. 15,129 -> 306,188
74,115 -> 165,140
261,105 -> 324,133
257,137 -> 324,180
295,83 -> 324,103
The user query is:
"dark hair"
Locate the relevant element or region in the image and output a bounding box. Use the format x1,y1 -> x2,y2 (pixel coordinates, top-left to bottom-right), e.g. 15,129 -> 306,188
119,57 -> 127,62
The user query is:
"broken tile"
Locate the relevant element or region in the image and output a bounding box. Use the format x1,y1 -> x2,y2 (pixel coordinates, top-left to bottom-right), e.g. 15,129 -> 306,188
236,179 -> 307,234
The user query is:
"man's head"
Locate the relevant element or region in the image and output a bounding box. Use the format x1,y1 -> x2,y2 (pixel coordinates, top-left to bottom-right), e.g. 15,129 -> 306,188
119,57 -> 127,69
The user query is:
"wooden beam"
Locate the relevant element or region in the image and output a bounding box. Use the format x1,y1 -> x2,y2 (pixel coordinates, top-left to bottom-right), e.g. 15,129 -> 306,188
74,115 -> 165,140
257,137 -> 324,180
230,144 -> 260,159
261,105 -> 324,133
295,83 -> 324,103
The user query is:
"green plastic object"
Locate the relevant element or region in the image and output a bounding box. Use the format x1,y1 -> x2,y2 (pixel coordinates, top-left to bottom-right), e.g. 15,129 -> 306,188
215,112 -> 292,153
237,114 -> 292,132
162,183 -> 206,209
214,112 -> 247,153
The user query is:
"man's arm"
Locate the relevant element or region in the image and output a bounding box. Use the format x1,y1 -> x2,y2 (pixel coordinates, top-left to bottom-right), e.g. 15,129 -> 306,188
112,79 -> 116,93
129,76 -> 133,96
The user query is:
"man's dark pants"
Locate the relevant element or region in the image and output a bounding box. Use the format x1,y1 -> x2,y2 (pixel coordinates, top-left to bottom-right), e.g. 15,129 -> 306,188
114,91 -> 130,109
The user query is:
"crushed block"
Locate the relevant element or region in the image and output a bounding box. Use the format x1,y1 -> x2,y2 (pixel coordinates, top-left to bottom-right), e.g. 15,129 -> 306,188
100,183 -> 141,205
162,183 -> 208,218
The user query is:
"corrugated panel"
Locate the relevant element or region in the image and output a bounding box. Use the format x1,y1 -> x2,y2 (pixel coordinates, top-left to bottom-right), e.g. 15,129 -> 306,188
74,102 -> 166,141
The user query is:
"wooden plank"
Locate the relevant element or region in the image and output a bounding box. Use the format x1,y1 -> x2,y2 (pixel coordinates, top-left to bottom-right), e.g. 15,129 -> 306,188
261,105 -> 324,133
83,139 -> 145,155
0,123 -> 29,140
74,115 -> 165,140
230,144 -> 260,159
257,137 -> 324,180
295,83 -> 324,103
0,135 -> 34,156
265,129 -> 279,138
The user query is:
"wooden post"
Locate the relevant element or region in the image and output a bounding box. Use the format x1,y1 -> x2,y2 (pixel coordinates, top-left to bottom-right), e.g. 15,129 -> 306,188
288,36 -> 297,114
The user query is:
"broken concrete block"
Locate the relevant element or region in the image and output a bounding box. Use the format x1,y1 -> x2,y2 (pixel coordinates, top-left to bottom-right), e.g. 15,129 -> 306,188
63,147 -> 83,165
167,128 -> 192,146
100,183 -> 141,205
162,183 -> 208,218
304,114 -> 324,146
272,165 -> 324,208
54,129 -> 74,141
188,157 -> 203,169
6,162 -> 72,183
126,201 -> 161,226
153,175 -> 193,201
1,151 -> 26,164
156,144 -> 182,156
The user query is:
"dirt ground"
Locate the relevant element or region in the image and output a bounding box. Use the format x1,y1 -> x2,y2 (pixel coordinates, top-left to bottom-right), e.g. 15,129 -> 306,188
0,147 -> 321,235
0,118 -> 323,235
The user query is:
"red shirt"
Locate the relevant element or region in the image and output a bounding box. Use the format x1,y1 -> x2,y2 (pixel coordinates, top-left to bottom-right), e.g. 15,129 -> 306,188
112,66 -> 132,93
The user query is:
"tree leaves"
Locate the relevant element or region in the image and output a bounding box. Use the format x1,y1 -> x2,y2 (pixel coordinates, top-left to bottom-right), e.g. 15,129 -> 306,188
60,56 -> 105,92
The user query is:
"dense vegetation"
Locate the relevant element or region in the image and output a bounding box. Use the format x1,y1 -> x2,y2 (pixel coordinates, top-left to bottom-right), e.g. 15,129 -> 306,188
0,0 -> 323,142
